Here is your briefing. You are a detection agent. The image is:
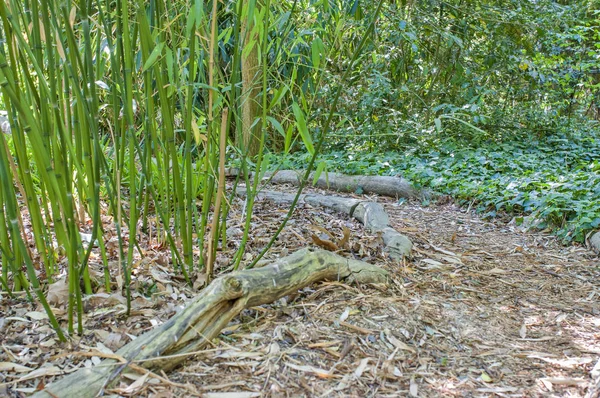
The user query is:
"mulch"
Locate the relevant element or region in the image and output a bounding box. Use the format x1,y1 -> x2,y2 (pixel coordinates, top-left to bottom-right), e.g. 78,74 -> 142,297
1,184 -> 598,397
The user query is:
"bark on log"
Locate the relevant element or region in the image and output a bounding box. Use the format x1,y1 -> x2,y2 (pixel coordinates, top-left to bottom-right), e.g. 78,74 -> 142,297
353,202 -> 413,260
241,189 -> 412,259
227,169 -> 418,199
33,249 -> 387,398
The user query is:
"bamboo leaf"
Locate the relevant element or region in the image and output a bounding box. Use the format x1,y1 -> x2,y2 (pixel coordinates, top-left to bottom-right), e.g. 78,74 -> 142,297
292,103 -> 314,155
186,7 -> 196,36
440,114 -> 487,135
69,6 -> 77,27
267,116 -> 285,137
269,85 -> 289,110
143,42 -> 164,72
313,161 -> 327,185
55,32 -> 65,61
311,37 -> 323,70
284,124 -> 293,153
246,0 -> 256,26
191,119 -> 207,145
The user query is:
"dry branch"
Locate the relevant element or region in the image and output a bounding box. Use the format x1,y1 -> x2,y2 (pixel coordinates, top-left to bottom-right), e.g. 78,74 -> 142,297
33,248 -> 387,398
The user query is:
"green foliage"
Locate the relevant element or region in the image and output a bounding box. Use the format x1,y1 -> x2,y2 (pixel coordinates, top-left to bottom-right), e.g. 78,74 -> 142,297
262,0 -> 600,245
280,125 -> 600,243
307,0 -> 600,150
2,0 -> 600,340
0,0 -> 384,339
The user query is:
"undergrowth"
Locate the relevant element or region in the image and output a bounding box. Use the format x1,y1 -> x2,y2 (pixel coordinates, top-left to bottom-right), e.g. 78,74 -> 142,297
273,128 -> 600,243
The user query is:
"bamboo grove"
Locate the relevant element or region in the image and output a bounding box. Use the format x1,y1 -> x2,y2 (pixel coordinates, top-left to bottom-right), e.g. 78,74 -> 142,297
0,0 -> 383,340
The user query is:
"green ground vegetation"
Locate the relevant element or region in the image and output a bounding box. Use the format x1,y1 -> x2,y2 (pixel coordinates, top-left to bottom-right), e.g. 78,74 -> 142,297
277,125 -> 600,243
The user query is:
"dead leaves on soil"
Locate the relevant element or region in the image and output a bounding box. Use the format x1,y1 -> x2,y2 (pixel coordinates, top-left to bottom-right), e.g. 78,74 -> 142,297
309,225 -> 351,252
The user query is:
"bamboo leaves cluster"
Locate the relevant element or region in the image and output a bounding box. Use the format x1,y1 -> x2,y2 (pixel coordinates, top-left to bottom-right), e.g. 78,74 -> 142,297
0,0 -> 377,340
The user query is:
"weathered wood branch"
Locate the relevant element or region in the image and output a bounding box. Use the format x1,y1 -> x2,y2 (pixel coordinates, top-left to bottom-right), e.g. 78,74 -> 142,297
239,189 -> 412,260
590,231 -> 600,254
33,249 -> 387,398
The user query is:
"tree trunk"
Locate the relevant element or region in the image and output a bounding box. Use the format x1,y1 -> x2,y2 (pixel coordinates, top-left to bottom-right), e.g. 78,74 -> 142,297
240,6 -> 261,157
226,169 -> 420,199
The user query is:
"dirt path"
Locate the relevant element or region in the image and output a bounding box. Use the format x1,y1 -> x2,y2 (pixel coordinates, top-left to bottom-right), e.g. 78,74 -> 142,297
1,190 -> 598,397
168,196 -> 599,397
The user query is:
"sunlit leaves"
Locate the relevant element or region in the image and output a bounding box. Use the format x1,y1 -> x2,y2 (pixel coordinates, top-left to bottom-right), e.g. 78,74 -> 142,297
292,102 -> 314,154
311,37 -> 324,70
142,42 -> 165,72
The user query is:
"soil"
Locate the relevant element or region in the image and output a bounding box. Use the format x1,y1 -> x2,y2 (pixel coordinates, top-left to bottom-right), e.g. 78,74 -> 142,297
1,184 -> 599,397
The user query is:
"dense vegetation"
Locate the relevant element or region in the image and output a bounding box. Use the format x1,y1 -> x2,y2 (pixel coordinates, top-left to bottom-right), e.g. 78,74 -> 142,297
0,0 -> 599,337
280,128 -> 600,243
288,0 -> 600,243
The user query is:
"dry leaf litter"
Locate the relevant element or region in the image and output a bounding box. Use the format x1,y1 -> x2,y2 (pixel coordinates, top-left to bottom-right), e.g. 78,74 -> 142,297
0,183 -> 599,397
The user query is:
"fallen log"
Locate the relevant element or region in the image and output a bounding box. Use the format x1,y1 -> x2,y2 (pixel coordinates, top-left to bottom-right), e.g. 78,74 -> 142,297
227,169 -> 418,199
33,248 -> 387,398
240,189 -> 412,260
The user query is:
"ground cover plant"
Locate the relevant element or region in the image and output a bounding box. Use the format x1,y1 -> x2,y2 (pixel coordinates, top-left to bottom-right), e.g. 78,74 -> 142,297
278,124 -> 600,243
